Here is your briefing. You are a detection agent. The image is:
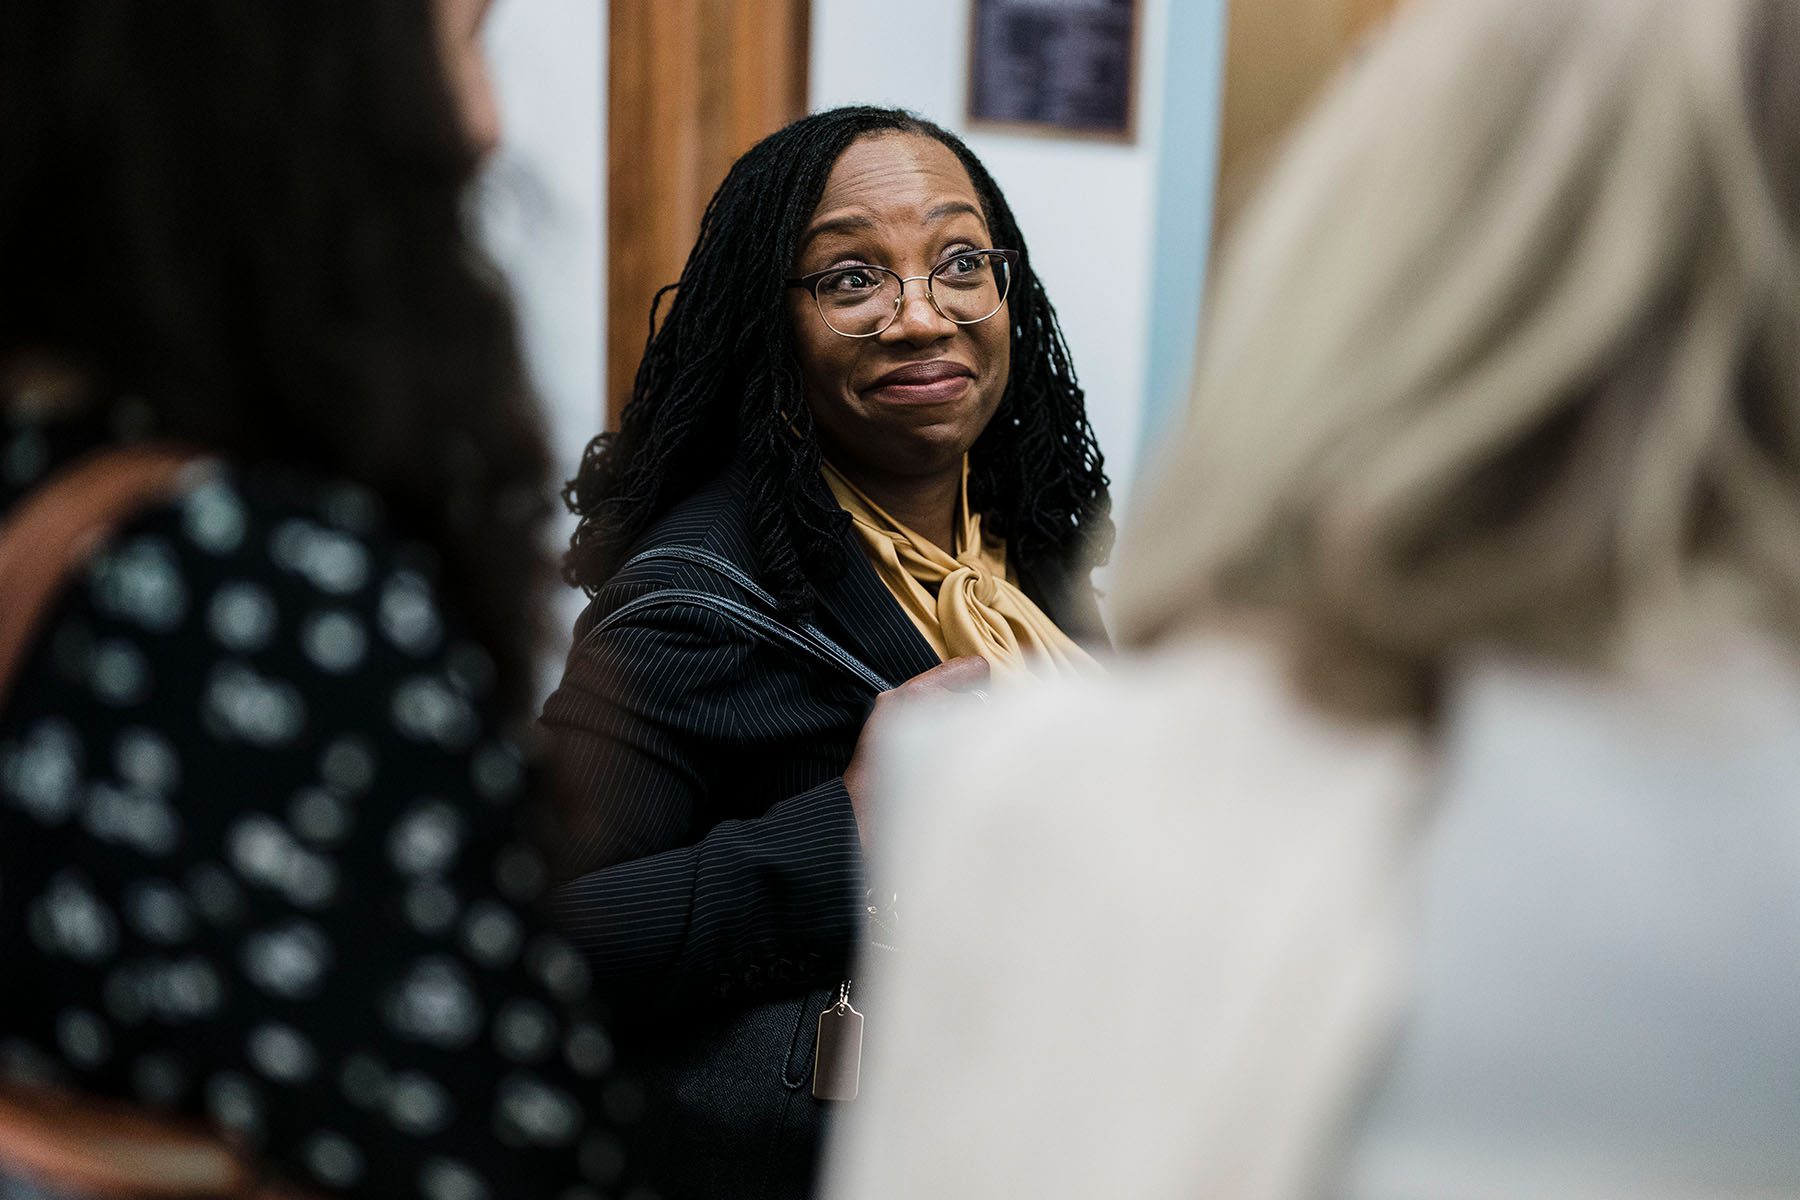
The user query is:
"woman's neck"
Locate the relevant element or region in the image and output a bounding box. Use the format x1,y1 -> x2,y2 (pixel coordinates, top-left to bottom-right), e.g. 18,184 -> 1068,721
838,461 -> 962,555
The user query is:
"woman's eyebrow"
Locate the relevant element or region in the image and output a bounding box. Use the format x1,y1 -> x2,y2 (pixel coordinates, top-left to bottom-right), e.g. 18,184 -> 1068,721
802,200 -> 985,249
924,200 -> 983,225
802,213 -> 876,245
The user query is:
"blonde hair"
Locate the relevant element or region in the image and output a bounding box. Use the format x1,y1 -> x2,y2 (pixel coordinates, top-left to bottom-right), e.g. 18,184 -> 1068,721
1115,0 -> 1800,716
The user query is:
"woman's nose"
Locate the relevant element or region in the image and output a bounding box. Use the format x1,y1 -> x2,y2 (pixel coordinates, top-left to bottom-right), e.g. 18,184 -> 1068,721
881,277 -> 956,345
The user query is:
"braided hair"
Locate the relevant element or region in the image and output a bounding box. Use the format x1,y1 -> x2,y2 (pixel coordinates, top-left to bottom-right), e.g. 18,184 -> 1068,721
564,105 -> 1112,611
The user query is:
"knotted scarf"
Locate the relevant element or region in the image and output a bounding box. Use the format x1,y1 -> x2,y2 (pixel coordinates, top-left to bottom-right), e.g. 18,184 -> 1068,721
823,458 -> 1097,683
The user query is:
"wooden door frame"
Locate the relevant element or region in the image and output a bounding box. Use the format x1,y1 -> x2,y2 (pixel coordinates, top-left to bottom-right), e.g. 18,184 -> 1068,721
606,0 -> 811,427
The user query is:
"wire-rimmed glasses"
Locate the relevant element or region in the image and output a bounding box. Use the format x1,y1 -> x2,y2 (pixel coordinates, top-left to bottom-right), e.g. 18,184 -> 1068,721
786,249 -> 1020,338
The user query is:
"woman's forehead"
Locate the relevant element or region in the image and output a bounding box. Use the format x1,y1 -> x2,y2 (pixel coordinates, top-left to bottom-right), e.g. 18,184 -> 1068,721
804,133 -> 986,238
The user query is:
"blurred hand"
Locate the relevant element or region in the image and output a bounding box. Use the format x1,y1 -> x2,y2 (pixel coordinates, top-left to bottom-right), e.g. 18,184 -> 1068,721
843,655 -> 991,850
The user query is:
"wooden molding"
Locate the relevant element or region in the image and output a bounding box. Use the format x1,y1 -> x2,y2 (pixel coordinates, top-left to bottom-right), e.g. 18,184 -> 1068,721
606,0 -> 810,427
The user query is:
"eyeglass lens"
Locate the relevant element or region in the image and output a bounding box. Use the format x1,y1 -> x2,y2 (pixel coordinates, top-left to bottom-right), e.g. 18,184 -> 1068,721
813,251 -> 1011,337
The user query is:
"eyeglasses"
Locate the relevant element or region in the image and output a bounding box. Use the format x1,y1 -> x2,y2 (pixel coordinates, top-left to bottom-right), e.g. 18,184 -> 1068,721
785,249 -> 1020,339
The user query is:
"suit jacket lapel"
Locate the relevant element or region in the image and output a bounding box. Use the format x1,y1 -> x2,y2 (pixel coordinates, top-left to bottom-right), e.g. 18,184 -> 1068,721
811,539 -> 942,690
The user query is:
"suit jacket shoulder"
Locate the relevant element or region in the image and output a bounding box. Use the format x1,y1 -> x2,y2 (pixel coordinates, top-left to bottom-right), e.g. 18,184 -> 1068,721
570,464 -> 767,639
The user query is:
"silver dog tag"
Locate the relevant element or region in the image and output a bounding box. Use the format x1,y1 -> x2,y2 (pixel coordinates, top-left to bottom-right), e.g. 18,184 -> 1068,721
812,983 -> 864,1101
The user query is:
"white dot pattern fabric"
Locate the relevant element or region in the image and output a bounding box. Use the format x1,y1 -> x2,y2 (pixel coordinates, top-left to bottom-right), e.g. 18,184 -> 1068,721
0,416 -> 639,1199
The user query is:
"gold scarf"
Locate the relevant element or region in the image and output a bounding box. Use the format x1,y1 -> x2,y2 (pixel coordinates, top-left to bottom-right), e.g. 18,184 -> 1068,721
823,458 -> 1098,683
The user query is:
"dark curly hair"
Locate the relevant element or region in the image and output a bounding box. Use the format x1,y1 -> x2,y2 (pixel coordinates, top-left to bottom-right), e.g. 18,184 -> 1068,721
0,0 -> 549,711
564,106 -> 1113,610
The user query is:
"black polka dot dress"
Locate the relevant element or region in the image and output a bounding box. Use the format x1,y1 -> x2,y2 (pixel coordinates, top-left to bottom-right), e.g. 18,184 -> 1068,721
0,412 -> 638,1200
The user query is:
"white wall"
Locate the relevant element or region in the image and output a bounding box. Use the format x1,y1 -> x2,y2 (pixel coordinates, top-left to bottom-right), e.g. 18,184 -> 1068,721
811,0 -> 1219,514
476,0 -> 606,691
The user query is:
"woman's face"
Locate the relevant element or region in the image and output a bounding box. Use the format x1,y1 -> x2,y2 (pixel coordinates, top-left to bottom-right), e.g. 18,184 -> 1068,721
434,0 -> 501,157
787,132 -> 1012,486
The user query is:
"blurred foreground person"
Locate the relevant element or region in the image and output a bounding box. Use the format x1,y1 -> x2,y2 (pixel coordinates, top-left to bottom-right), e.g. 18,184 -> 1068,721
826,0 -> 1800,1196
0,1 -> 628,1196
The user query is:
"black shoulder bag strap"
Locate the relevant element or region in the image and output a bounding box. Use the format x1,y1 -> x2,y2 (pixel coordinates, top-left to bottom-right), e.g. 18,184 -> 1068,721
591,545 -> 895,694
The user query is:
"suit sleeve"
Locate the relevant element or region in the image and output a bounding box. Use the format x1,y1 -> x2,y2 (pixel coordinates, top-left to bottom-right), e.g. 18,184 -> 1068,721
539,599 -> 866,1014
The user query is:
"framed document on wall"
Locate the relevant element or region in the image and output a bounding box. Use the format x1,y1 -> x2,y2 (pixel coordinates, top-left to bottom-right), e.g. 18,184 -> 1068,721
967,0 -> 1140,142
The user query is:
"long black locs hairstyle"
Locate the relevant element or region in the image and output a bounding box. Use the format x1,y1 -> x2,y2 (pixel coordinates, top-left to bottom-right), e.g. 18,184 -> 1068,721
0,0 -> 549,712
564,106 -> 1113,611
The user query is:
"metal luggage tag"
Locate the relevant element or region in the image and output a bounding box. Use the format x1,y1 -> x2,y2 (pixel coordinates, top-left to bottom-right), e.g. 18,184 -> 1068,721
812,982 -> 864,1101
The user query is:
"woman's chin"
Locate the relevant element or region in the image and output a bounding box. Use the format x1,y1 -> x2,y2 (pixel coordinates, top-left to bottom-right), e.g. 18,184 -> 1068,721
870,434 -> 977,482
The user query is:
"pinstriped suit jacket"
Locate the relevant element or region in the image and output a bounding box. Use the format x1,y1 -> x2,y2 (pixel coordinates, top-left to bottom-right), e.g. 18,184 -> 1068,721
540,459 -> 1107,1197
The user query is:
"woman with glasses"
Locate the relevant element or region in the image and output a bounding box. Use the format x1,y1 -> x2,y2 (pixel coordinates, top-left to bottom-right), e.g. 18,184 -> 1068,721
546,105 -> 1113,1198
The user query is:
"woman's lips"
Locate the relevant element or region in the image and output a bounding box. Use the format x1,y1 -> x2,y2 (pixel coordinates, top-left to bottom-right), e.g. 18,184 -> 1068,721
864,375 -> 973,405
862,362 -> 974,406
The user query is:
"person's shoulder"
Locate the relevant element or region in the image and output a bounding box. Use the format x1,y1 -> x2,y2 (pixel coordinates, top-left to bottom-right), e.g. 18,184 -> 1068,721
586,463 -> 766,612
959,636 -> 1418,770
875,635 -> 1430,878
632,463 -> 759,557
555,467 -> 771,673
644,466 -> 747,537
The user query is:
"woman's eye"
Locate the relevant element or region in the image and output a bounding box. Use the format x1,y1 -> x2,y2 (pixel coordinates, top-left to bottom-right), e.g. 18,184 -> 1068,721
936,246 -> 993,277
934,253 -> 990,285
820,268 -> 881,295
